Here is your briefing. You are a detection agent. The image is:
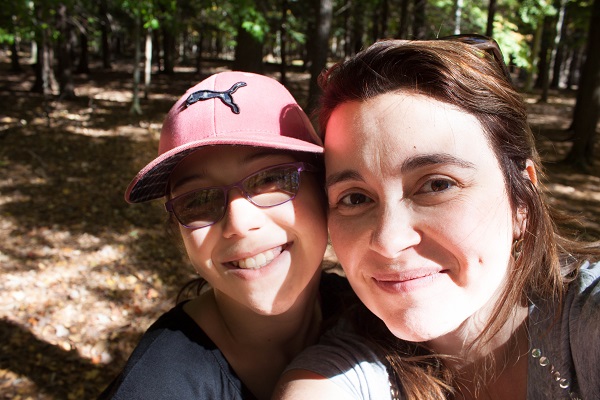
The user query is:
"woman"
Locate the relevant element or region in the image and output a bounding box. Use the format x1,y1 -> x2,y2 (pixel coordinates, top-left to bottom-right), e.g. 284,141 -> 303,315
275,38 -> 600,399
99,71 -> 348,400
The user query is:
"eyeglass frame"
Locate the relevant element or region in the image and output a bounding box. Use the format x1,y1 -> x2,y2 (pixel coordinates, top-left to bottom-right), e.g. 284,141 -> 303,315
165,161 -> 317,230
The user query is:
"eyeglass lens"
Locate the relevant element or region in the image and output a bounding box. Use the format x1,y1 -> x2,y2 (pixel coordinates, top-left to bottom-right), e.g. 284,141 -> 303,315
168,163 -> 305,229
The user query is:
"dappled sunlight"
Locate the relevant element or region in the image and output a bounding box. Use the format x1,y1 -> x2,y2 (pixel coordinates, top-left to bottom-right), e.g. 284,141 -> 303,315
0,63 -> 597,398
91,90 -> 133,103
0,63 -> 202,397
0,217 -> 174,361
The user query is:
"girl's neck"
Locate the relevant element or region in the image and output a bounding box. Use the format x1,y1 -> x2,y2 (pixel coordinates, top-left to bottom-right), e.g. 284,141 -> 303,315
212,283 -> 323,352
183,272 -> 323,400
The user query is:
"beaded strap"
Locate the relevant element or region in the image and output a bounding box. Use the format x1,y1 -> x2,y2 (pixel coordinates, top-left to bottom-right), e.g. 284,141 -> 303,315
531,348 -> 581,399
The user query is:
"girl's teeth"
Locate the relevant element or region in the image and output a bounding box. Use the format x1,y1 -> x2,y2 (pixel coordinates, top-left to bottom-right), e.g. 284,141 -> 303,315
245,258 -> 257,269
255,253 -> 267,266
231,246 -> 283,269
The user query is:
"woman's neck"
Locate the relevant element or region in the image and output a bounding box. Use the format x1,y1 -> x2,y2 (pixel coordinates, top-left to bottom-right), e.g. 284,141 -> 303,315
428,303 -> 528,363
428,305 -> 529,400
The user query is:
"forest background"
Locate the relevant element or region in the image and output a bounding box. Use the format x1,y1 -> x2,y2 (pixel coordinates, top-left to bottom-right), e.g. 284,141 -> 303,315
1,0 -> 599,398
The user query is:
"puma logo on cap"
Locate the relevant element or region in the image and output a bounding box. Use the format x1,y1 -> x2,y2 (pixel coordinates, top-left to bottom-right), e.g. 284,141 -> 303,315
185,82 -> 247,114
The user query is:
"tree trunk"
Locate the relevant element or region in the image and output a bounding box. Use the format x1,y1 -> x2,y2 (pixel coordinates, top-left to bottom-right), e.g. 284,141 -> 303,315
32,4 -> 57,95
454,0 -> 464,35
381,0 -> 389,38
564,0 -> 600,170
303,0 -> 318,70
567,46 -> 582,89
57,3 -> 76,99
232,24 -> 264,73
342,2 -> 351,58
10,15 -> 22,72
130,16 -> 142,115
279,0 -> 289,86
353,0 -> 365,54
486,0 -> 497,37
525,22 -> 543,92
76,32 -> 90,74
162,27 -> 175,74
372,8 -> 380,44
153,30 -> 162,73
398,0 -> 410,38
144,28 -> 153,100
536,16 -> 554,102
195,30 -> 203,75
100,0 -> 112,69
550,0 -> 567,88
10,39 -> 21,72
32,37 -> 50,94
413,0 -> 427,39
306,0 -> 333,113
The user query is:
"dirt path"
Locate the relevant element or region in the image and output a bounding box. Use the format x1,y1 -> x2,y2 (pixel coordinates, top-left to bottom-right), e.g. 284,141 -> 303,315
0,60 -> 598,399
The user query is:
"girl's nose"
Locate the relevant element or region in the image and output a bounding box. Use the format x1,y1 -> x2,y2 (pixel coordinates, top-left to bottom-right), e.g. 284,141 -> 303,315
220,188 -> 266,238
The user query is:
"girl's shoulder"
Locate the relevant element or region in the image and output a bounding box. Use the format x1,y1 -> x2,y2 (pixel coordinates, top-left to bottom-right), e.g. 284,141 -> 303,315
99,302 -> 249,399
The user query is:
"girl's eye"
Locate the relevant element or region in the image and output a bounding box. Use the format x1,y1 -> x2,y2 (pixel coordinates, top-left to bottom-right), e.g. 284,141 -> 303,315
339,193 -> 373,206
418,178 -> 456,193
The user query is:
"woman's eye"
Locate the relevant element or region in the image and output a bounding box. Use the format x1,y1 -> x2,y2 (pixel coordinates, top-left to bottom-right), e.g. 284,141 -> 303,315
419,178 -> 456,193
339,193 -> 372,206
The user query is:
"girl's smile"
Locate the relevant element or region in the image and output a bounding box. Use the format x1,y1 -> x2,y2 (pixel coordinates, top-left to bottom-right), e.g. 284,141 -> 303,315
227,244 -> 287,269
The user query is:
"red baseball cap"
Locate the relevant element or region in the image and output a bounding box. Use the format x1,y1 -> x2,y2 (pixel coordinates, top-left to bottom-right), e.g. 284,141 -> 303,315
125,71 -> 323,203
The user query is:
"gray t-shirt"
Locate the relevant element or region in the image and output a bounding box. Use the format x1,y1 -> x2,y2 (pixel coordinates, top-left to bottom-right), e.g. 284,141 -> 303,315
286,261 -> 600,399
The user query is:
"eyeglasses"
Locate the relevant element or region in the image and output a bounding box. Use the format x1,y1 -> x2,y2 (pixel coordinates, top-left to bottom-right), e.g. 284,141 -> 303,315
439,34 -> 513,84
165,162 -> 316,230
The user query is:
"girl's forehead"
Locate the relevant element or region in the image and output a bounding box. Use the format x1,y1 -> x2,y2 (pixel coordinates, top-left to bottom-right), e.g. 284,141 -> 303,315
169,147 -> 297,191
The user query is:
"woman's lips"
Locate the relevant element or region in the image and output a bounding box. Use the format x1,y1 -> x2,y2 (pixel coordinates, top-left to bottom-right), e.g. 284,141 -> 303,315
227,245 -> 286,270
371,268 -> 446,293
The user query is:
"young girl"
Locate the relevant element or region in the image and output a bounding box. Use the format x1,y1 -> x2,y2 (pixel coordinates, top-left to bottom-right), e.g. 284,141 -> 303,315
276,37 -> 600,400
99,71 -> 347,400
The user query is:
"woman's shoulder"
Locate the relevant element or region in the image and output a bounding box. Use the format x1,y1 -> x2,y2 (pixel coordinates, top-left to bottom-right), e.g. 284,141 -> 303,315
283,306 -> 393,400
565,259 -> 600,341
572,259 -> 600,293
563,260 -> 600,320
528,260 -> 600,399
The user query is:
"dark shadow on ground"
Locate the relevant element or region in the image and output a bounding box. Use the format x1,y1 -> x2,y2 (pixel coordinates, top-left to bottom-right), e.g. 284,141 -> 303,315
0,318 -> 145,398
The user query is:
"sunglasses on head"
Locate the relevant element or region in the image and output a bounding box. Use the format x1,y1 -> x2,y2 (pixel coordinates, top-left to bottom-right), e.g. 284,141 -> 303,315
165,161 -> 316,230
437,34 -> 513,84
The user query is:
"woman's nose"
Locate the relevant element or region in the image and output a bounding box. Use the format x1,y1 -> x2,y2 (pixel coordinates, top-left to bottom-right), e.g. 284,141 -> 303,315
369,203 -> 421,259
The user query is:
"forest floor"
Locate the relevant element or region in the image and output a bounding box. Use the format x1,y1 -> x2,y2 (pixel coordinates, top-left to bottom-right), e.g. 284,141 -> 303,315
1,56 -> 599,399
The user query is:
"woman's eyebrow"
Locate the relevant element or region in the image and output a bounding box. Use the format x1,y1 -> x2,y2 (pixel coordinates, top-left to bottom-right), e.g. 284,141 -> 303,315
325,170 -> 364,189
325,153 -> 475,189
401,153 -> 476,172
